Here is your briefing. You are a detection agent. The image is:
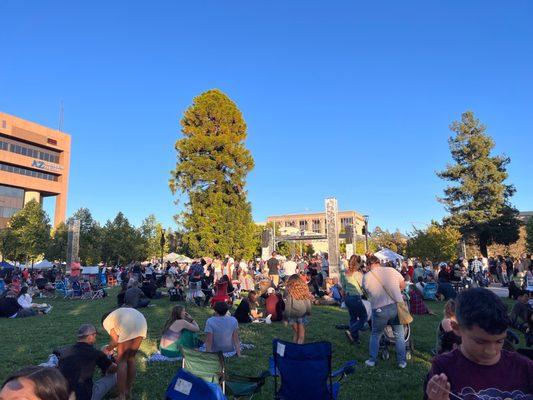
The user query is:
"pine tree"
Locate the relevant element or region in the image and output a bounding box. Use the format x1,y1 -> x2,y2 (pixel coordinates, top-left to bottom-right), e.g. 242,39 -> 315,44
170,89 -> 255,259
67,208 -> 102,265
437,111 -> 520,256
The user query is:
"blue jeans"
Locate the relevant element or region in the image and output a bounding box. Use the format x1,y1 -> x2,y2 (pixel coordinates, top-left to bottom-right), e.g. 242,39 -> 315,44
344,294 -> 367,340
369,303 -> 406,364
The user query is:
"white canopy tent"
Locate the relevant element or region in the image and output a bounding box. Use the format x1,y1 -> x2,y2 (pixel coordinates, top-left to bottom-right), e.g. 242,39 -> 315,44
82,266 -> 99,275
163,253 -> 192,264
33,259 -> 54,269
374,248 -> 404,262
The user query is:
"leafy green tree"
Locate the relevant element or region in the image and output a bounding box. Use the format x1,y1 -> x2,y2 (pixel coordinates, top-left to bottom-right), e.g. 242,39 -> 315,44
303,243 -> 315,257
67,208 -> 102,265
371,227 -> 407,254
139,215 -> 171,260
0,228 -> 19,262
170,89 -> 256,259
101,212 -> 144,264
46,222 -> 68,263
407,222 -> 461,262
437,111 -> 520,257
526,218 -> 533,253
9,200 -> 51,264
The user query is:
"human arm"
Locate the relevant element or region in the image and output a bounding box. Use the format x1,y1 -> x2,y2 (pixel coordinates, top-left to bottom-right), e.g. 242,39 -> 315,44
174,318 -> 200,333
205,332 -> 213,352
425,374 -> 450,400
103,328 -> 119,355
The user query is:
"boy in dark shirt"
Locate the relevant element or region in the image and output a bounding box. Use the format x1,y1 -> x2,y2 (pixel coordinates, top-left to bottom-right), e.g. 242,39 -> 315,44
425,288 -> 533,400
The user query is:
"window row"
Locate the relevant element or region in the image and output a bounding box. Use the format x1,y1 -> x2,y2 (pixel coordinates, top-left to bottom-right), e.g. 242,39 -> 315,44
0,163 -> 58,181
0,206 -> 21,219
0,140 -> 60,164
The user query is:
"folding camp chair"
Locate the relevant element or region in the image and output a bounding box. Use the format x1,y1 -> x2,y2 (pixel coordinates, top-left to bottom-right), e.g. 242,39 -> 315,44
166,368 -> 226,400
180,347 -> 268,399
211,281 -> 231,306
271,339 -> 356,400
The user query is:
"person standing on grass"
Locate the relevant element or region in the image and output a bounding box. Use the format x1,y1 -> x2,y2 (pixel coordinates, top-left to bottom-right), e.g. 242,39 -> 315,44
55,324 -> 117,400
101,307 -> 147,400
283,274 -> 313,344
341,255 -> 367,344
267,251 -> 280,287
362,255 -> 407,369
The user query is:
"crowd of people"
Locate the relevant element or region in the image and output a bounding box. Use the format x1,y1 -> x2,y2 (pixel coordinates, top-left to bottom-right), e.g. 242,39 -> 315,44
0,251 -> 532,399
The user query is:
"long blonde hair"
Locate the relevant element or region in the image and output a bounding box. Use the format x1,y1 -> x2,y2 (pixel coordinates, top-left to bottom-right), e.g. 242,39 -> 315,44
347,255 -> 362,275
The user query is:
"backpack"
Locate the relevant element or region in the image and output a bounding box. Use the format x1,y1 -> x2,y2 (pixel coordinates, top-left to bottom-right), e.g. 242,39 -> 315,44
169,287 -> 183,302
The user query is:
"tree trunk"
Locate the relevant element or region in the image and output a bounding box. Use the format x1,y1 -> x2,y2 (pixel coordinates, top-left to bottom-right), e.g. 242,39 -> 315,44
479,240 -> 488,258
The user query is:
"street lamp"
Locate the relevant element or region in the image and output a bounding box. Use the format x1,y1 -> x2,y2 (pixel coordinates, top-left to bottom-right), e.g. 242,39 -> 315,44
363,215 -> 369,253
160,229 -> 166,266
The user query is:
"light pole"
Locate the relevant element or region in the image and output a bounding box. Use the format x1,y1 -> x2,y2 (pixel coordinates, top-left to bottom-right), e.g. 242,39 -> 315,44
160,228 -> 166,266
363,215 -> 369,253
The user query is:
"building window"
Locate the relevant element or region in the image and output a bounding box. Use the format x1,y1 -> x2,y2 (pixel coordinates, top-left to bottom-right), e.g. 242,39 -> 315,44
0,162 -> 58,182
0,137 -> 61,164
299,220 -> 308,231
312,219 -> 321,233
340,217 -> 354,228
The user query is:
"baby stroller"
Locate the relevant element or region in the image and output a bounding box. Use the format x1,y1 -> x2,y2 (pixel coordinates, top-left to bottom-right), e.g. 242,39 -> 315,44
186,280 -> 204,305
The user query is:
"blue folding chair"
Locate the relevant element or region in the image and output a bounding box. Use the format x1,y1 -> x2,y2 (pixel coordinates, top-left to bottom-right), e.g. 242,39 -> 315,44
271,339 -> 356,400
166,368 -> 226,400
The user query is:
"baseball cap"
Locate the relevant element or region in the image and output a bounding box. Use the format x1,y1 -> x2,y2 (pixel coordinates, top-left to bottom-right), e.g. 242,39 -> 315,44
267,287 -> 275,294
78,323 -> 98,337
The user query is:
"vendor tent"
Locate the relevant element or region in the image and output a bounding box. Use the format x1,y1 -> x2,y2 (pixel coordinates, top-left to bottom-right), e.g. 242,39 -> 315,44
164,253 -> 192,264
0,260 -> 14,269
33,259 -> 54,269
374,248 -> 404,262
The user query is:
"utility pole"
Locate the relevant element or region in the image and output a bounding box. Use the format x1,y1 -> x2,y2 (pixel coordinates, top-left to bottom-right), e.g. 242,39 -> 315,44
364,215 -> 369,253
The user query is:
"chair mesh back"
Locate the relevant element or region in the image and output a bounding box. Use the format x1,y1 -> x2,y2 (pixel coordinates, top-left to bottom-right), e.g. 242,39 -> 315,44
181,347 -> 224,384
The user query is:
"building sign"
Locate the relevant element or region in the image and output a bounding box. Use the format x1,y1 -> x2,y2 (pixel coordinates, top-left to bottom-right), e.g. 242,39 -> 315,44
325,197 -> 340,279
32,159 -> 63,172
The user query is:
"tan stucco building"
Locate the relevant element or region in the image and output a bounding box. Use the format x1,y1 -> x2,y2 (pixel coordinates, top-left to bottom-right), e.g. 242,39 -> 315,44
0,112 -> 71,228
267,210 -> 366,236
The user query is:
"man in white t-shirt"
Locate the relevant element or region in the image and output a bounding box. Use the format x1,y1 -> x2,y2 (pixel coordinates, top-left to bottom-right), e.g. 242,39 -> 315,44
282,259 -> 297,277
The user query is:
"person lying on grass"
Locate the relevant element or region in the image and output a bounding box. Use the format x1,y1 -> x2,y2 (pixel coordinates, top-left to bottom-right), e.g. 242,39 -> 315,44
424,287 -> 533,400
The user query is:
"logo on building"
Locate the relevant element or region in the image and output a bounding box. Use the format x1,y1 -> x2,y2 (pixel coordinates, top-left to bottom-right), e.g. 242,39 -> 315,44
32,160 -> 63,172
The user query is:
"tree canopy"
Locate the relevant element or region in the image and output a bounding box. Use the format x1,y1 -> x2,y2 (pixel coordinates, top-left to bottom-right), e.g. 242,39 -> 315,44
407,221 -> 461,262
437,111 -> 520,256
169,89 -> 256,259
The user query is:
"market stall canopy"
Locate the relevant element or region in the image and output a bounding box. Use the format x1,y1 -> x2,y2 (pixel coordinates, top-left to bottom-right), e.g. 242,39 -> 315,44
0,260 -> 14,269
33,259 -> 54,269
374,248 -> 404,262
164,253 -> 192,264
82,266 -> 99,275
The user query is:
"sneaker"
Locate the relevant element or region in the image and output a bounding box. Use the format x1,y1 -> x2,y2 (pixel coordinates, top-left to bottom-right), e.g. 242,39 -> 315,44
345,330 -> 354,344
365,360 -> 375,367
43,306 -> 53,314
398,362 -> 407,369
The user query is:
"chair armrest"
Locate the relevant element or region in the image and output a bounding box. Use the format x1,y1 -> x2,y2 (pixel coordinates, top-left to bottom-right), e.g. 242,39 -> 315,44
332,360 -> 357,379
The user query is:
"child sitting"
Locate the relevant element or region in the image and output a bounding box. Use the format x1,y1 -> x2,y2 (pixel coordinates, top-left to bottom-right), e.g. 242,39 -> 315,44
425,288 -> 533,399
438,300 -> 461,354
168,281 -> 184,302
509,290 -> 529,333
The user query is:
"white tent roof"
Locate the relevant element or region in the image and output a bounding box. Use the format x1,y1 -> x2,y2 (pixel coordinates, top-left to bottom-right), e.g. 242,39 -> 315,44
82,266 -> 99,274
33,259 -> 54,269
164,253 -> 192,263
374,248 -> 404,262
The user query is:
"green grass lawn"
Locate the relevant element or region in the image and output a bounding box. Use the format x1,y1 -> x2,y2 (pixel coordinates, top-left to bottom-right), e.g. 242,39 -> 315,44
0,290 -> 516,399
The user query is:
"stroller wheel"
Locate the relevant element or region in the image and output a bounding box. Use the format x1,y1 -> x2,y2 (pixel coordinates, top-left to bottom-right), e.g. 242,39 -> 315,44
381,350 -> 390,360
406,351 -> 412,360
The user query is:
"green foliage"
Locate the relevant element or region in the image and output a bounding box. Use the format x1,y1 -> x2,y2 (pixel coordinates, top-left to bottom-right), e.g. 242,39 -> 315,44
0,228 -> 19,262
170,89 -> 256,259
8,200 -> 51,263
371,226 -> 407,254
139,215 -> 170,259
407,222 -> 461,262
437,111 -> 520,256
67,208 -> 102,265
303,243 -> 315,256
46,222 -> 68,263
100,212 -> 144,264
526,218 -> 533,253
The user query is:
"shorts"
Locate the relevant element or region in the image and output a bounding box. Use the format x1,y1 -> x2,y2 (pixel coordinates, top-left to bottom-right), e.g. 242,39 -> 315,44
287,315 -> 309,325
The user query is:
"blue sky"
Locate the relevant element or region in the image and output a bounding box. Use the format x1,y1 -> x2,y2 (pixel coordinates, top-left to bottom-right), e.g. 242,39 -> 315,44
1,1 -> 531,233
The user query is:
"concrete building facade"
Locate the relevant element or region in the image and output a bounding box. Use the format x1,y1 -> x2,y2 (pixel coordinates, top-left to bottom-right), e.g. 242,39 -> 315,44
267,210 -> 365,236
0,112 -> 71,228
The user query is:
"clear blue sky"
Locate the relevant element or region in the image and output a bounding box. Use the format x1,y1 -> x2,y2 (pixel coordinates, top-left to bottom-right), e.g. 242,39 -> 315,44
1,1 -> 532,233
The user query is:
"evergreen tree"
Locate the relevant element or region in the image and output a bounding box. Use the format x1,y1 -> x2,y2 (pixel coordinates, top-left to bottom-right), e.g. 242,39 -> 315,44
9,199 -> 51,264
139,215 -> 170,259
0,228 -> 19,262
437,111 -> 520,256
101,212 -> 144,264
67,208 -> 102,265
170,89 -> 256,259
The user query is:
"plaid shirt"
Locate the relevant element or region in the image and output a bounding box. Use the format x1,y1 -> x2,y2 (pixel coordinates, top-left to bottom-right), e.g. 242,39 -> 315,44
470,259 -> 483,274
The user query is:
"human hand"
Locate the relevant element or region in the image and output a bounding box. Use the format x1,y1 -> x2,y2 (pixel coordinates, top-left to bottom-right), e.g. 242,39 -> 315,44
426,374 -> 450,400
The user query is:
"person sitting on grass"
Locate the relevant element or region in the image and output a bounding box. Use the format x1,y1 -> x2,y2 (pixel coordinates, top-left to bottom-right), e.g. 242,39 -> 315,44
265,287 -> 285,322
424,287 -> 533,400
160,305 -> 200,358
406,275 -> 435,316
17,286 -> 52,314
0,366 -> 70,400
233,290 -> 262,323
438,300 -> 461,354
124,280 -> 150,308
205,301 -> 241,355
0,290 -> 39,318
510,289 -> 530,333
55,324 -> 117,400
